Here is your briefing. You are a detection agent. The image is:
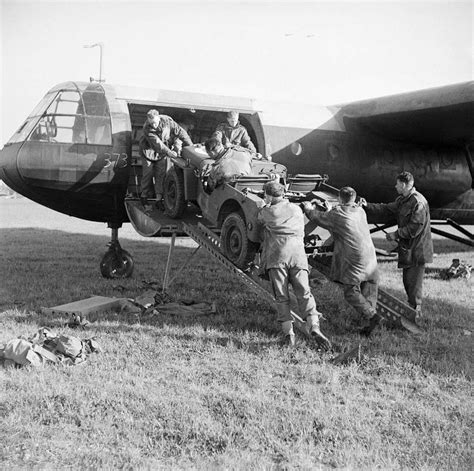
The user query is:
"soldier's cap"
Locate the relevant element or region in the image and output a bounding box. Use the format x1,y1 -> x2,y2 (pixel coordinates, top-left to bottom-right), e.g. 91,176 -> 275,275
264,181 -> 285,197
147,109 -> 160,118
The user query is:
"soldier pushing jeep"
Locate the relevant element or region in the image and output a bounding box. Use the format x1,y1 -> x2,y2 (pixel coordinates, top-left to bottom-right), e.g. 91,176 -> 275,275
257,181 -> 331,349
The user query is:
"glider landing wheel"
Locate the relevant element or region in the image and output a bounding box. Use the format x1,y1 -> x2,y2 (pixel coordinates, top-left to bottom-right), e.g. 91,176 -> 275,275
100,241 -> 134,279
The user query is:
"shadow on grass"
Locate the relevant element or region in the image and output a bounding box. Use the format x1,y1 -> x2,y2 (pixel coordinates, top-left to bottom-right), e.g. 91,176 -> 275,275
1,227 -> 472,378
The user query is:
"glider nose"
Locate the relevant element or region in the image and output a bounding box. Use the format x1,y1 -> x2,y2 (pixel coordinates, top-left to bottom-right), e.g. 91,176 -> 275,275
0,143 -> 25,196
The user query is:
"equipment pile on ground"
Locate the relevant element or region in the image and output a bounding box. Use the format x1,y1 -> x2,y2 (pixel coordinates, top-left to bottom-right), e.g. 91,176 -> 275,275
439,258 -> 472,280
120,289 -> 216,317
0,328 -> 101,368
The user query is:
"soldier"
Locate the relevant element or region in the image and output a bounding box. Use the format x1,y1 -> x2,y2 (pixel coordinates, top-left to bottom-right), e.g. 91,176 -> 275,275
213,110 -> 257,154
257,181 -> 331,349
139,109 -> 192,211
302,187 -> 381,336
362,171 -> 433,321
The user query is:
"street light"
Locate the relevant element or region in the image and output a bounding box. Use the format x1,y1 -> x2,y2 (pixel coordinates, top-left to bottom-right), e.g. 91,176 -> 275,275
83,42 -> 104,82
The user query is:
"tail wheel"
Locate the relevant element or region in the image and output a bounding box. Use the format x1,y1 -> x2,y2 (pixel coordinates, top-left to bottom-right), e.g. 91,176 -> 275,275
163,167 -> 186,218
100,245 -> 134,278
220,212 -> 258,269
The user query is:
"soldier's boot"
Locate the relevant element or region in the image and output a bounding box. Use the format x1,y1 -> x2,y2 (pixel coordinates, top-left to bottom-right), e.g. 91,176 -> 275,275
281,320 -> 296,348
306,314 -> 331,350
359,312 -> 381,337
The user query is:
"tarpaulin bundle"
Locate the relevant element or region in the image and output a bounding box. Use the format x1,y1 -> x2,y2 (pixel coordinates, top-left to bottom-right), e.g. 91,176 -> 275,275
0,327 -> 101,368
120,290 -> 217,317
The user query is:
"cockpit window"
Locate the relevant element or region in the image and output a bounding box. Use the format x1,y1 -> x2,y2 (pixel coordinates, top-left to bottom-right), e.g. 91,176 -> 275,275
24,86 -> 112,145
29,92 -> 58,118
81,88 -> 112,144
82,89 -> 109,117
9,118 -> 39,144
46,91 -> 82,115
29,115 -> 87,144
7,92 -> 58,144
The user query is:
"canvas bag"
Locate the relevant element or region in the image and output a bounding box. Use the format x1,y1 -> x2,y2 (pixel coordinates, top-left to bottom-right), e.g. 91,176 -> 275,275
55,335 -> 84,358
3,339 -> 44,367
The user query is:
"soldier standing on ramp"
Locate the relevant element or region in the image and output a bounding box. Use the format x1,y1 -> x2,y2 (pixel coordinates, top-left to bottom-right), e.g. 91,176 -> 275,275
257,181 -> 331,349
139,109 -> 193,211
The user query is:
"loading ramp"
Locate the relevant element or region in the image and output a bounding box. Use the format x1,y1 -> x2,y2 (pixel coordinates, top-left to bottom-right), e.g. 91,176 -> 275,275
124,162 -> 421,335
178,222 -> 422,336
180,222 -> 312,339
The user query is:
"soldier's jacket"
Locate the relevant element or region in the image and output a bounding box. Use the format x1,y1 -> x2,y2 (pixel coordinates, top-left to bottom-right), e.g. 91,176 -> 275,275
213,122 -> 256,153
257,199 -> 308,271
365,188 -> 433,267
306,204 -> 378,285
139,116 -> 192,161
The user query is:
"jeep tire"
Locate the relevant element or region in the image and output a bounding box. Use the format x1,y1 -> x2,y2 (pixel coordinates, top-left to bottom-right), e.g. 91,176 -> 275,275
163,167 -> 186,218
221,212 -> 258,269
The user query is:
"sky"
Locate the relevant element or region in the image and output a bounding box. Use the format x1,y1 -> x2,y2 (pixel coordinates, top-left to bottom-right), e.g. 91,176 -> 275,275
0,0 -> 472,145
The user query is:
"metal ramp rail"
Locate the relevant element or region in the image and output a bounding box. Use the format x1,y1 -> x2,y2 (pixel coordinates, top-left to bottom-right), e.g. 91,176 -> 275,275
181,222 -> 423,336
307,256 -> 422,334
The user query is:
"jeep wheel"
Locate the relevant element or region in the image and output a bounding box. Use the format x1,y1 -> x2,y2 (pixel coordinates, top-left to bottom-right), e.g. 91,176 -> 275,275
221,212 -> 258,269
164,167 -> 186,218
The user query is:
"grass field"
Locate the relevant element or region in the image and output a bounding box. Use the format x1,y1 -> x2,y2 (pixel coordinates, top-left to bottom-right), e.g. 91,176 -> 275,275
1,199 -> 473,469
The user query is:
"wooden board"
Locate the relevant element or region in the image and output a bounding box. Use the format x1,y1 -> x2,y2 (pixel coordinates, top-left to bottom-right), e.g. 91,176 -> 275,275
41,296 -> 124,317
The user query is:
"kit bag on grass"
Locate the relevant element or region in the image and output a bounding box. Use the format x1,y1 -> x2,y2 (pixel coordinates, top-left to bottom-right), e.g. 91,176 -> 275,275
2,338 -> 58,367
55,335 -> 86,364
1,330 -> 100,368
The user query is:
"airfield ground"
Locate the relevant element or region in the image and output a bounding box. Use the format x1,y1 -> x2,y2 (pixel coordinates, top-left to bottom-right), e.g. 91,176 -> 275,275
0,197 -> 472,469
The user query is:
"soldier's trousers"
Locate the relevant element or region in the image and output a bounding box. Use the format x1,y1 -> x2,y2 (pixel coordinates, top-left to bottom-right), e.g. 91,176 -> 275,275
343,279 -> 378,319
268,266 -> 318,323
140,157 -> 167,199
403,265 -> 425,310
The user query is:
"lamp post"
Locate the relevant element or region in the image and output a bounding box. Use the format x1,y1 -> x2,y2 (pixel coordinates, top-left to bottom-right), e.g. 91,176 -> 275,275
83,42 -> 104,82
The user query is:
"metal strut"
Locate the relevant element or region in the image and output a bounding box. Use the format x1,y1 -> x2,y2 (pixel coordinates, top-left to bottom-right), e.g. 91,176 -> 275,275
182,223 -> 275,305
182,222 -> 423,335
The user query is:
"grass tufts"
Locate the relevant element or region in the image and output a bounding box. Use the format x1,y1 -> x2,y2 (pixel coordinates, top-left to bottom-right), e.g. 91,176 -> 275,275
0,201 -> 473,468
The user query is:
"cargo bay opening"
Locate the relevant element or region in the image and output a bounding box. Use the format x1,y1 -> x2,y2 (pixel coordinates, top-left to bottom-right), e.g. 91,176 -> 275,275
126,103 -> 264,199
